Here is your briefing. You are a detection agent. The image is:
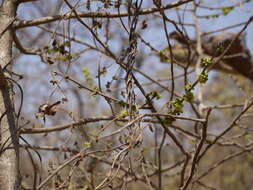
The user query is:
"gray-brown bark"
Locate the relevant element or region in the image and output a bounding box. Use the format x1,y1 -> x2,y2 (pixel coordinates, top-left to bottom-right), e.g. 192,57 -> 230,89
0,0 -> 20,189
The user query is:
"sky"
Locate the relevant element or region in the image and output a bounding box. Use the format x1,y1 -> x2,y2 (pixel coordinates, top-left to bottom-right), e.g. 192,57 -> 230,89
11,0 -> 253,127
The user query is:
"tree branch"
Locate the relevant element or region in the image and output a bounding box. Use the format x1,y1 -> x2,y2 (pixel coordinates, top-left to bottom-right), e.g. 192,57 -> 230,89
13,0 -> 193,29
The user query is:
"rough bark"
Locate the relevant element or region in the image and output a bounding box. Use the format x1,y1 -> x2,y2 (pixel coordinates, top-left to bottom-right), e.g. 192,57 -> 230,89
0,0 -> 20,189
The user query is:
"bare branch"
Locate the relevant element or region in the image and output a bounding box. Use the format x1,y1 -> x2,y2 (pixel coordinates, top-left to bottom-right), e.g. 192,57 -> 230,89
13,0 -> 193,29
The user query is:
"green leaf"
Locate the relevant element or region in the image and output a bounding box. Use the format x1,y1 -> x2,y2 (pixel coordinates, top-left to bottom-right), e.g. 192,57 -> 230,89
157,50 -> 168,62
188,139 -> 196,145
66,54 -> 73,61
117,100 -> 128,108
198,72 -> 208,84
119,109 -> 129,117
82,67 -> 93,82
147,91 -> 161,100
210,14 -> 220,18
67,184 -> 74,190
184,84 -> 194,102
217,43 -> 225,54
162,117 -> 175,125
84,141 -> 92,148
82,67 -> 90,76
183,91 -> 194,102
184,84 -> 193,91
47,48 -> 58,54
222,7 -> 234,15
171,98 -> 184,114
201,57 -> 212,67
131,104 -> 139,113
244,134 -> 252,140
90,86 -> 99,96
81,185 -> 90,190
64,41 -> 71,47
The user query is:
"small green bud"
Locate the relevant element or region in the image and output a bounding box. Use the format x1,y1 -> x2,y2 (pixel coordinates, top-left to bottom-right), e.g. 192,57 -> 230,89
172,98 -> 184,114
84,141 -> 92,148
147,91 -> 161,100
201,57 -> 212,67
198,72 -> 208,84
162,117 -> 175,125
222,7 -> 234,16
117,100 -> 128,108
185,84 -> 193,91
183,91 -> 194,102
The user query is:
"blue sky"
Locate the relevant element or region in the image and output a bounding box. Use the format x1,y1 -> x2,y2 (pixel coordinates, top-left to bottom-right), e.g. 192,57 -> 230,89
13,0 -> 253,126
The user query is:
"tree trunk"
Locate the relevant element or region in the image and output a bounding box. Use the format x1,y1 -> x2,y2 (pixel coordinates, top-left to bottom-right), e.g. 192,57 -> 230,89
0,0 -> 20,189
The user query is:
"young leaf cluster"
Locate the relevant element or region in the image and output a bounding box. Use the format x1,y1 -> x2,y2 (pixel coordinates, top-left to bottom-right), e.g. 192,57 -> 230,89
198,71 -> 208,84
